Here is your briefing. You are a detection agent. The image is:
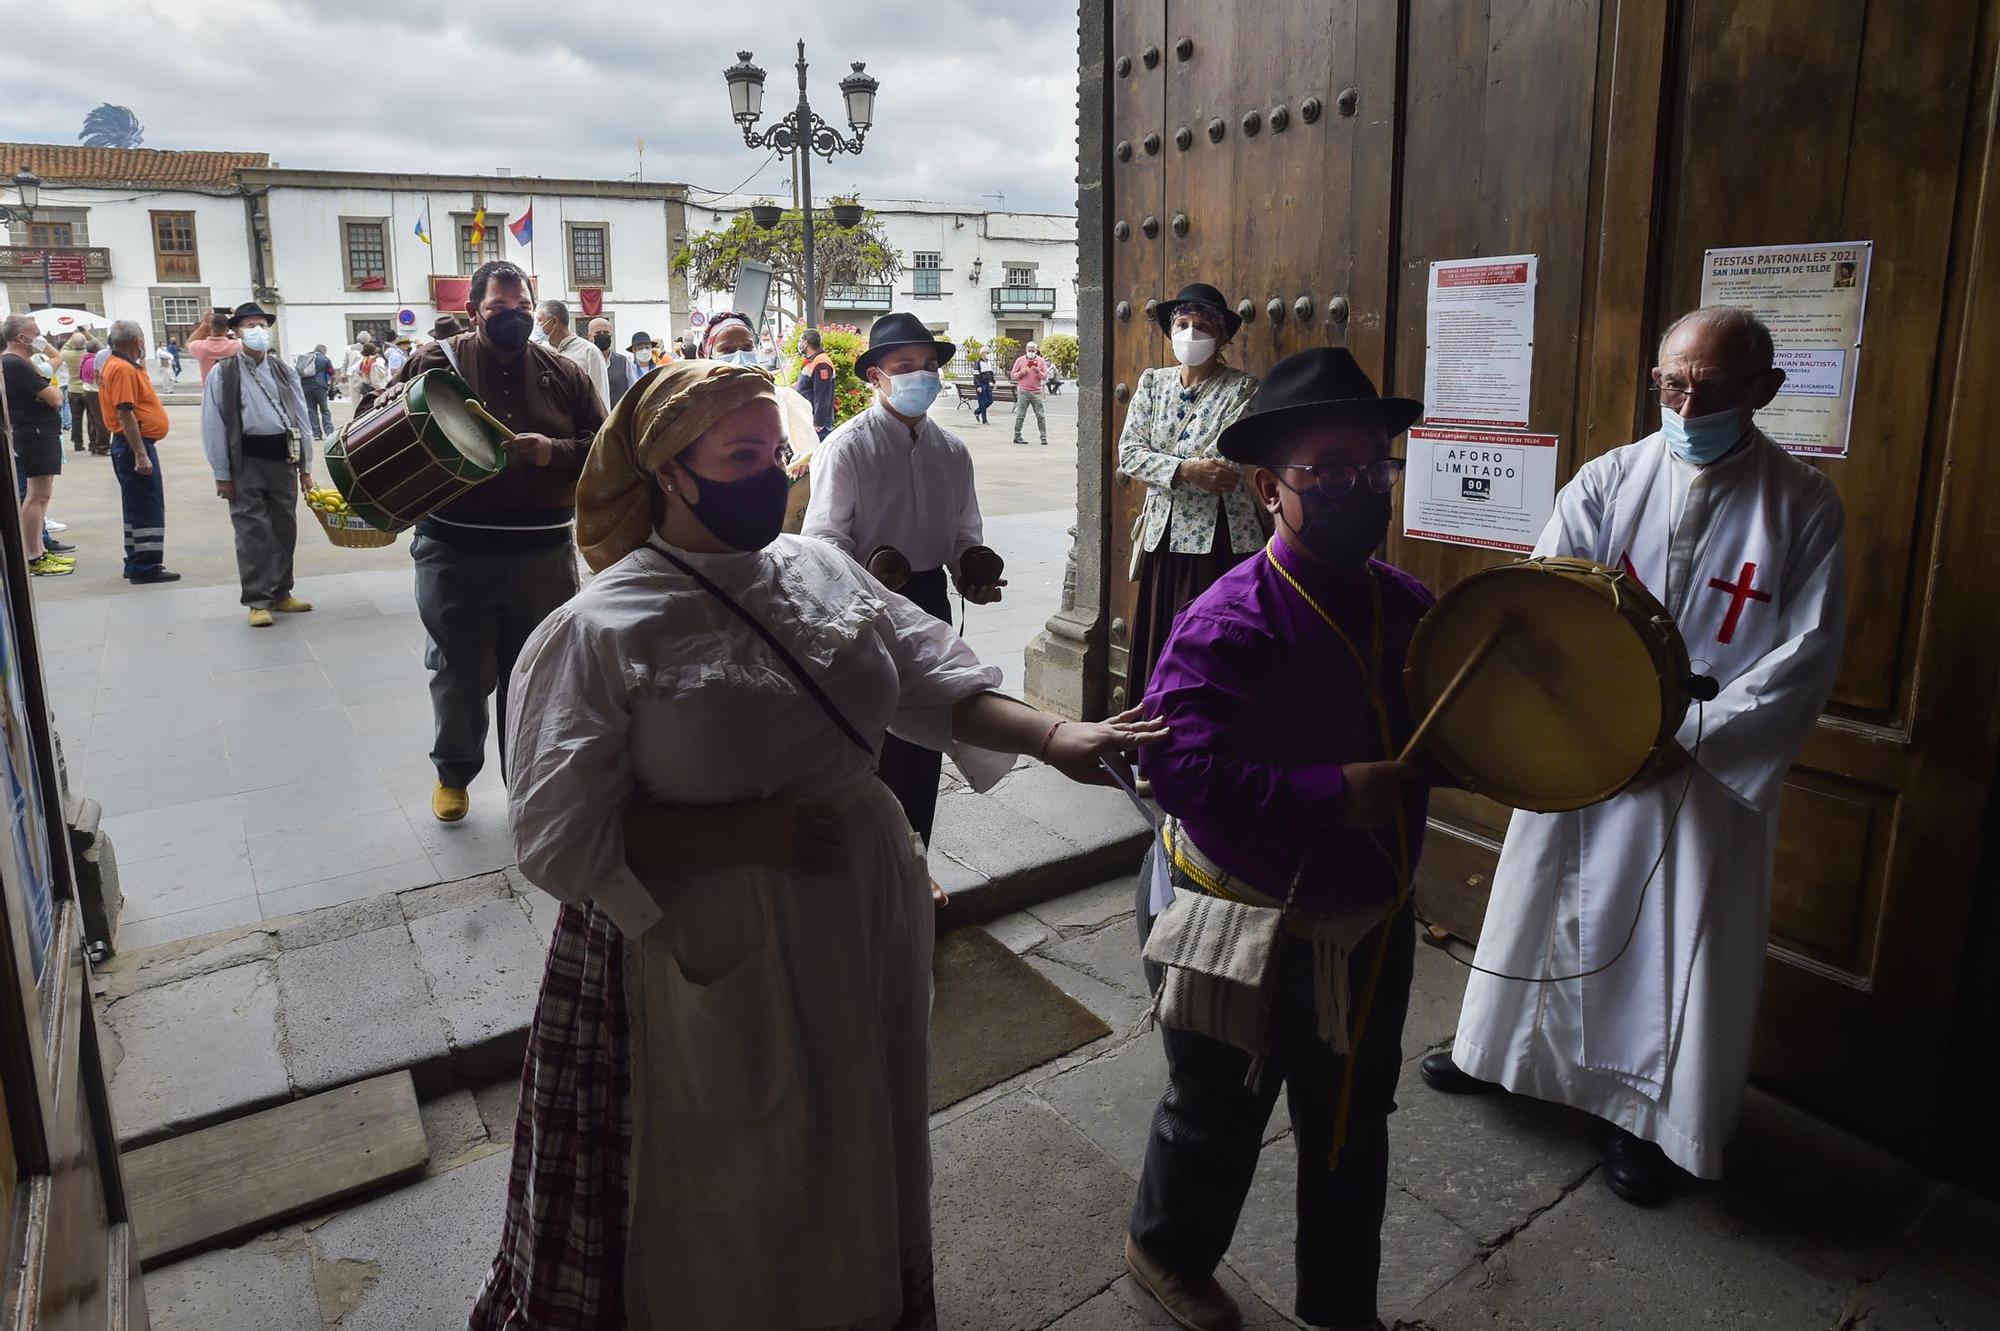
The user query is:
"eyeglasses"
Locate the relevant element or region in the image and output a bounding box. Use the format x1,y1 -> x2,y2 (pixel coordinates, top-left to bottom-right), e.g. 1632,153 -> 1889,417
1276,459 -> 1406,497
1649,368 -> 1761,410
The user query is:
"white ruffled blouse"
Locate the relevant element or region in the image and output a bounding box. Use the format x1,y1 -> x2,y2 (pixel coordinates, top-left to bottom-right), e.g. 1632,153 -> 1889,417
505,533 -> 1007,938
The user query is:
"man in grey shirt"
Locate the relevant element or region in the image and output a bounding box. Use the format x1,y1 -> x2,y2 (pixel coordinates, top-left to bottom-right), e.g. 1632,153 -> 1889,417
537,299 -> 610,410
200,302 -> 315,628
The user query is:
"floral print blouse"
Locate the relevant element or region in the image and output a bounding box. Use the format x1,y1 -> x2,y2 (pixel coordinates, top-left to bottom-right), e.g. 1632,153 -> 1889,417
1116,363 -> 1262,555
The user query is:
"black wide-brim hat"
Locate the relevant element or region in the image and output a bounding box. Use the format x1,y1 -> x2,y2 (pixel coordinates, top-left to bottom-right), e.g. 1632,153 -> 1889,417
227,301 -> 277,329
1154,281 -> 1242,340
1217,346 -> 1424,464
854,311 -> 957,377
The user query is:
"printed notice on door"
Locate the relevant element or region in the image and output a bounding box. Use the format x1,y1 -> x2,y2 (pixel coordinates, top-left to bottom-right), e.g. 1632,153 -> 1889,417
1404,427 -> 1559,555
1699,241 -> 1871,457
1423,255 -> 1538,429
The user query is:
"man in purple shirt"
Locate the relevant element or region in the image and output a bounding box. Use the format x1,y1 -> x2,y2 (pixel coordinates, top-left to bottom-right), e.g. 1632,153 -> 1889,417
1123,347 -> 1432,1331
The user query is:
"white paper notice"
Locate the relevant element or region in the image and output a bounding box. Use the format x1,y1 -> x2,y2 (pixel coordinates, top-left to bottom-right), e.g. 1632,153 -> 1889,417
1403,427 -> 1560,555
1699,241 -> 1871,457
1423,255 -> 1538,429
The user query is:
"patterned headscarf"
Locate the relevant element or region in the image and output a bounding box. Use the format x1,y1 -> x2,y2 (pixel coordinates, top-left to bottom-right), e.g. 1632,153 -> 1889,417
576,360 -> 777,571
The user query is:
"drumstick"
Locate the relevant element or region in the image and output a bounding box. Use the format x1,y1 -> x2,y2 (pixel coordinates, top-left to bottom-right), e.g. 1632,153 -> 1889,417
462,399 -> 518,444
1399,619 -> 1510,763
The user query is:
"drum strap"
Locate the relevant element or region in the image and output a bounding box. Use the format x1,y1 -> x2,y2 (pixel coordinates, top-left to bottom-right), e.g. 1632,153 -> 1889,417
438,335 -> 465,380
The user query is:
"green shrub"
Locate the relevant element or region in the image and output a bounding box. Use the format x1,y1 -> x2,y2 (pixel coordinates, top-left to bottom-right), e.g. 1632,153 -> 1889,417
1040,333 -> 1080,378
991,335 -> 1023,375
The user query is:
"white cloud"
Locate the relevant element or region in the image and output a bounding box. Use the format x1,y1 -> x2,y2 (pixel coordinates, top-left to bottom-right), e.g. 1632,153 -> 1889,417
1,0 -> 1083,212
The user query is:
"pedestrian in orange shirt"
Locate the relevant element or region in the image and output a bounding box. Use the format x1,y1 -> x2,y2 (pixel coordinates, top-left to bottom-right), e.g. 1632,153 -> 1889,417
98,320 -> 180,583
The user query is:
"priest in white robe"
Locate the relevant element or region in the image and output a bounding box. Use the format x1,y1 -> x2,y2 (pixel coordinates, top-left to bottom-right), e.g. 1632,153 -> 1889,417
1421,305 -> 1847,1204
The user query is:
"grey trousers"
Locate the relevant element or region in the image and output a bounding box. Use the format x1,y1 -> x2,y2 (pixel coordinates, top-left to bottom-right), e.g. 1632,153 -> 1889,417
1012,388 -> 1048,441
412,533 -> 579,789
229,454 -> 302,608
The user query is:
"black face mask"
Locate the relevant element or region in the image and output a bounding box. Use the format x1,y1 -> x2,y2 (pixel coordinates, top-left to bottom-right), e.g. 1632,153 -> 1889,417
592,332 -> 613,352
1283,482 -> 1392,565
683,465 -> 789,551
481,309 -> 535,354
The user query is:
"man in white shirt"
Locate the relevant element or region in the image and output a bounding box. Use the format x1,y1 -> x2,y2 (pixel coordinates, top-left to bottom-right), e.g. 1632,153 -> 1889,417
200,303 -> 317,628
803,312 -> 1007,845
1423,305 -> 1847,1206
538,299 -> 610,410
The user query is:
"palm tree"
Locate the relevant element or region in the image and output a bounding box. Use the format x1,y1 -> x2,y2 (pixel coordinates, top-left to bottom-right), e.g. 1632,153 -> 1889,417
78,105 -> 144,150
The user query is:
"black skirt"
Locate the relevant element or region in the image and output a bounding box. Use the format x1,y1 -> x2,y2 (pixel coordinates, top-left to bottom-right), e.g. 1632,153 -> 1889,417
1128,521 -> 1250,708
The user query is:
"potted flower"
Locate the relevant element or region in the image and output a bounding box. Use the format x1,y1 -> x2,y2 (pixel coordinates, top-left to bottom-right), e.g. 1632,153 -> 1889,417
828,193 -> 865,228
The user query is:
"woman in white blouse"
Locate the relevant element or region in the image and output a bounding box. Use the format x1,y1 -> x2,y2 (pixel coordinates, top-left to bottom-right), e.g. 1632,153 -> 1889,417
471,359 -> 1161,1331
1114,282 -> 1261,706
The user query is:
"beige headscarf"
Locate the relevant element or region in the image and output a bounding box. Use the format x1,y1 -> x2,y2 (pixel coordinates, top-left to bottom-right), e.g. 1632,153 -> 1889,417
576,359 -> 787,572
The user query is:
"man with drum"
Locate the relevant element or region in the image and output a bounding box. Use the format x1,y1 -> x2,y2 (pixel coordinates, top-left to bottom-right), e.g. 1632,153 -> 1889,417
199,303 -> 316,627
1423,305 -> 1847,1206
1126,347 -> 1431,1331
391,260 -> 604,823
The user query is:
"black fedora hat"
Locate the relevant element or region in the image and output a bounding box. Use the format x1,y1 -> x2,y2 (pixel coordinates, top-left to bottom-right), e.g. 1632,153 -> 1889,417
1154,281 -> 1242,340
226,301 -> 277,329
429,314 -> 465,340
1217,347 -> 1423,464
628,331 -> 654,351
854,312 -> 957,377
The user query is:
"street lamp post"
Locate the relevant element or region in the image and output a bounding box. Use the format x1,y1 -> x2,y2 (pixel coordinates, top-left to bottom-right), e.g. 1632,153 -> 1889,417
0,171 -> 51,308
725,42 -> 879,327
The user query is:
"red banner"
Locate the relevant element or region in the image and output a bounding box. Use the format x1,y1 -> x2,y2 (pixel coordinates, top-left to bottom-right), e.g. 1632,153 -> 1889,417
578,288 -> 603,318
430,275 -> 472,311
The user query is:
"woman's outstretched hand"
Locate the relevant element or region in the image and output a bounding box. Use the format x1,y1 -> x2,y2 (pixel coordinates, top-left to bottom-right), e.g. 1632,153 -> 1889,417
1042,705 -> 1169,787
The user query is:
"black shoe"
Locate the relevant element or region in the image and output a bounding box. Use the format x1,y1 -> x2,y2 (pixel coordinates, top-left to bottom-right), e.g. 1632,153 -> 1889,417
1599,1126 -> 1684,1206
127,569 -> 182,584
1419,1051 -> 1502,1095
44,539 -> 76,555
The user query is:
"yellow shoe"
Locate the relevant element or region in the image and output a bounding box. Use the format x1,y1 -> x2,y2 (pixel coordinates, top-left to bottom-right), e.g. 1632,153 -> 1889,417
247,608 -> 275,628
272,596 -> 313,613
433,785 -> 470,823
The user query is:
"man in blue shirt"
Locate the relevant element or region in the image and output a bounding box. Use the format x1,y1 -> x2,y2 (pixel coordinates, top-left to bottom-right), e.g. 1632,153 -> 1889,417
300,344 -> 335,441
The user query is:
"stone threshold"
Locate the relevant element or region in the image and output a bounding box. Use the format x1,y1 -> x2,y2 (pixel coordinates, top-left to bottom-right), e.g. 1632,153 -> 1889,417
95,759 -> 1154,1152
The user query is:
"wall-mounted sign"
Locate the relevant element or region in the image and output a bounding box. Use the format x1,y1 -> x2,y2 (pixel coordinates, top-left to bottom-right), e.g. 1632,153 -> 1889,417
1698,241 -> 1872,458
397,309 -> 416,326
1423,255 -> 1538,429
1403,426 -> 1560,555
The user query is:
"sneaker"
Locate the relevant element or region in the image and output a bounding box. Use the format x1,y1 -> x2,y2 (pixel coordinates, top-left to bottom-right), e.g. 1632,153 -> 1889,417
1123,1234 -> 1242,1331
44,539 -> 75,555
127,569 -> 181,584
45,520 -> 66,533
28,555 -> 72,576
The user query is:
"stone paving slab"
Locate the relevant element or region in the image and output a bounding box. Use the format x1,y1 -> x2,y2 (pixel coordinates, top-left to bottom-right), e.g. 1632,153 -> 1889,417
1033,1034 -> 1170,1181
405,896 -> 549,1080
1040,911 -> 1149,999
1047,1271 -> 1293,1328
308,1148 -> 511,1331
143,1229 -> 322,1331
103,959 -> 290,1147
276,925 -> 450,1097
987,761 -> 1153,858
931,1090 -> 1147,1331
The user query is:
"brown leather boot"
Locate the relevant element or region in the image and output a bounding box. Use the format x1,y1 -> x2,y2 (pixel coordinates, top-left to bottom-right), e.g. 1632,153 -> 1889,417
1124,1233 -> 1243,1331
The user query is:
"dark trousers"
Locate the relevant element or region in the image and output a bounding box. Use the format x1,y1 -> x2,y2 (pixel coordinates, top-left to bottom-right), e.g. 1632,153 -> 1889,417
413,533 -> 579,789
975,385 -> 994,422
1128,849 -> 1416,1327
303,383 -> 334,440
229,452 -> 300,608
878,566 -> 952,844
85,395 -> 109,454
109,439 -> 166,578
67,393 -> 87,447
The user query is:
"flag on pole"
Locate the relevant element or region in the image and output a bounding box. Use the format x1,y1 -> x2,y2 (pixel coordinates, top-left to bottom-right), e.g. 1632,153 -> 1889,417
469,207 -> 487,250
414,206 -> 431,245
508,205 -> 534,248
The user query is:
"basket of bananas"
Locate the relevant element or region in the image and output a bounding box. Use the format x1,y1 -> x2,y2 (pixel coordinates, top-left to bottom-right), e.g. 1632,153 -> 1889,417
306,487 -> 397,549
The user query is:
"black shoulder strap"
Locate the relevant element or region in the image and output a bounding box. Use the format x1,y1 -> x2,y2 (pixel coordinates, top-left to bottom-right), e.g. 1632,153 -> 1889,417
647,543 -> 875,757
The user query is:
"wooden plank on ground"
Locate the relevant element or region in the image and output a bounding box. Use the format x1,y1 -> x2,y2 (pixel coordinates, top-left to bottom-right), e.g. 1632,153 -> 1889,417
123,1071 -> 428,1269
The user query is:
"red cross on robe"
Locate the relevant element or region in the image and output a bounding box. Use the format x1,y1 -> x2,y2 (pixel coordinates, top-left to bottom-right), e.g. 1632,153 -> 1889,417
1706,560 -> 1771,644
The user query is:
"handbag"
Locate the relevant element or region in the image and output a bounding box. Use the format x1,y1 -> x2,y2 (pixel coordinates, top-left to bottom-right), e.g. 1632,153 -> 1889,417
1141,821 -> 1305,1071
645,540 -> 874,757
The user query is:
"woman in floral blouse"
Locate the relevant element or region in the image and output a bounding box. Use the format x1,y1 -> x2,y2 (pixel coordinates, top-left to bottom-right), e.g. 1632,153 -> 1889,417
1115,282 -> 1261,705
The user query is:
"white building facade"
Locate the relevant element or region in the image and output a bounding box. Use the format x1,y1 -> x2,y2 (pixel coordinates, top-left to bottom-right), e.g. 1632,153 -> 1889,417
683,196 -> 1079,352
0,145 -> 1078,372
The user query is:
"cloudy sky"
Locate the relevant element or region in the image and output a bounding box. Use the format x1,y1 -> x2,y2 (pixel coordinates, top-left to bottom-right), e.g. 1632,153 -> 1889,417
0,0 -> 1082,214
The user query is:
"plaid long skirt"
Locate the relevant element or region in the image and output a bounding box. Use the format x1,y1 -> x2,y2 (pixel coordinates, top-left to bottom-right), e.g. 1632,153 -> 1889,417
468,901 -> 632,1330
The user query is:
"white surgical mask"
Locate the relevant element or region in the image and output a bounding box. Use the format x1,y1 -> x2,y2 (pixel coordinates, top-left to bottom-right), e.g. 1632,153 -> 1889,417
240,327 -> 273,353
883,370 -> 942,417
718,350 -> 762,367
1660,404 -> 1745,465
1171,328 -> 1216,368
633,347 -> 654,363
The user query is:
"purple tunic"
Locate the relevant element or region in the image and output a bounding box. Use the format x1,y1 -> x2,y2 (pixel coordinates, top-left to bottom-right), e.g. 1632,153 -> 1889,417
1137,533 -> 1434,918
